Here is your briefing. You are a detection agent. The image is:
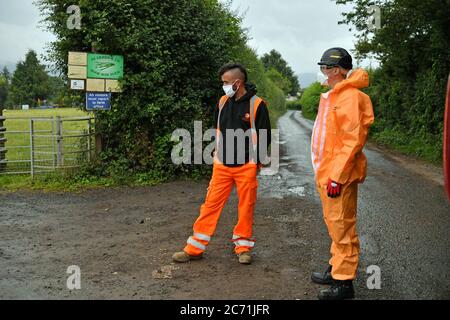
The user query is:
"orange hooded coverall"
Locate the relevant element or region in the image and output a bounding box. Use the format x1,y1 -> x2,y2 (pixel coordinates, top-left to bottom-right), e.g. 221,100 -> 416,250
184,95 -> 266,256
311,68 -> 374,280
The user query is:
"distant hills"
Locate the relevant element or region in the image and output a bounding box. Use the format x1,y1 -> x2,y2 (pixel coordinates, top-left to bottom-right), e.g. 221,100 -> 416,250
0,62 -> 17,73
298,73 -> 318,88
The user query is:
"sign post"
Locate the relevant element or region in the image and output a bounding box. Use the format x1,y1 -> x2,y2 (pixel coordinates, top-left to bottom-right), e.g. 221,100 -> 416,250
85,91 -> 112,156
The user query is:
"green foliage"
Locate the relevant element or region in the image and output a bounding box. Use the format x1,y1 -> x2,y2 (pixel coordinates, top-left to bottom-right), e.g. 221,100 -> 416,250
266,68 -> 292,95
370,122 -> 442,163
0,67 -> 10,110
1,66 -> 10,80
7,50 -> 52,108
264,78 -> 287,126
37,0 -> 288,181
0,74 -> 8,110
261,49 -> 300,96
46,76 -> 66,105
286,99 -> 302,110
300,82 -> 327,120
334,0 -> 450,163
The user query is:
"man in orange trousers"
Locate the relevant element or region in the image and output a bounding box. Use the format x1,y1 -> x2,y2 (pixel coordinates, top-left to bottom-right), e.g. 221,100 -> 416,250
310,48 -> 374,300
173,63 -> 271,265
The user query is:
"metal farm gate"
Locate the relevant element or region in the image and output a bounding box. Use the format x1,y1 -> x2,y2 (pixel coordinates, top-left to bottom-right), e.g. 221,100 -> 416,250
0,115 -> 95,177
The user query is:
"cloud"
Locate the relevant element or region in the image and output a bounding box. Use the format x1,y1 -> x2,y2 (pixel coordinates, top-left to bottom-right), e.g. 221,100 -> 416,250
0,0 -> 39,26
225,0 -> 359,75
0,0 -> 55,69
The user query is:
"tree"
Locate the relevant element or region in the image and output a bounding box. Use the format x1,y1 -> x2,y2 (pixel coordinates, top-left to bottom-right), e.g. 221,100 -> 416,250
1,67 -> 10,82
300,82 -> 328,120
261,49 -> 300,96
47,75 -> 66,105
265,68 -> 292,95
8,50 -> 51,108
0,67 -> 9,110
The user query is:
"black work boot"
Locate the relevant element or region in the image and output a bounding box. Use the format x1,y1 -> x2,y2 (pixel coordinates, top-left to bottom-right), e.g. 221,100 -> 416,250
317,280 -> 355,300
311,265 -> 333,285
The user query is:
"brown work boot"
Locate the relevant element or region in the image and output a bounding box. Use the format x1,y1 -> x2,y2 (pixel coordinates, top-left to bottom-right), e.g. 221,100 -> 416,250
172,251 -> 203,263
237,251 -> 252,264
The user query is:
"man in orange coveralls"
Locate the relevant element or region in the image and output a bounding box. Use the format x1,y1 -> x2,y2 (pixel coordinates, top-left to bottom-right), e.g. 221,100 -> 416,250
310,48 -> 374,300
172,63 -> 271,265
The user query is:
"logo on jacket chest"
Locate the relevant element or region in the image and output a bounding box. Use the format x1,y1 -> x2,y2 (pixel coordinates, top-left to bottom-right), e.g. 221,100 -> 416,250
242,112 -> 251,122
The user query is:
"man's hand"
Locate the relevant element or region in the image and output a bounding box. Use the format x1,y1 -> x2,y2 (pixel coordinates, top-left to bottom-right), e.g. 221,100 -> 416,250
327,178 -> 341,198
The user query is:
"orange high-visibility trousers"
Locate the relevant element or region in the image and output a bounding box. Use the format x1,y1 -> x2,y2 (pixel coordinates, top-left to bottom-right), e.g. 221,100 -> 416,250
184,162 -> 258,256
317,182 -> 359,280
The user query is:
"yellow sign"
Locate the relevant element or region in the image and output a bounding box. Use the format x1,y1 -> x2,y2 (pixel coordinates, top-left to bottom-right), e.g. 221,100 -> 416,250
68,52 -> 87,66
105,79 -> 121,93
68,65 -> 87,79
86,79 -> 105,91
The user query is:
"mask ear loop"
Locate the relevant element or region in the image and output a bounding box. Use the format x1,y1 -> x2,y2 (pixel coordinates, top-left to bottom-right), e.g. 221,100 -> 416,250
232,80 -> 240,92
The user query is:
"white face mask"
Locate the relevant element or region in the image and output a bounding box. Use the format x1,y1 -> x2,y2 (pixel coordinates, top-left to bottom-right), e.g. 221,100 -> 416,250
223,80 -> 239,97
317,72 -> 328,86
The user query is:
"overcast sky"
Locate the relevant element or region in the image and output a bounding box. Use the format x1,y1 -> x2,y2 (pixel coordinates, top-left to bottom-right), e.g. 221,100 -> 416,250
0,0 -> 56,71
0,0 -> 374,85
226,0 -> 359,76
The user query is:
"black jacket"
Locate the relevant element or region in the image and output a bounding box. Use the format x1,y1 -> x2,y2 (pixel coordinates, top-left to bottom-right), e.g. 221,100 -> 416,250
213,83 -> 271,167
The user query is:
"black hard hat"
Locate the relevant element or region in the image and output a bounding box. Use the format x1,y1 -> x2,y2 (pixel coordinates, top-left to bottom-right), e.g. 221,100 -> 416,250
318,47 -> 353,70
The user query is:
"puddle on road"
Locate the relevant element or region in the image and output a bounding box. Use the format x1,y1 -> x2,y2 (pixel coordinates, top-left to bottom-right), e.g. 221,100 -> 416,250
258,167 -> 312,199
287,186 -> 306,197
257,111 -> 316,200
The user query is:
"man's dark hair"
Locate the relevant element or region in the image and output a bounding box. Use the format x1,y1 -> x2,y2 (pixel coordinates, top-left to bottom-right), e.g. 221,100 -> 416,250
219,63 -> 248,83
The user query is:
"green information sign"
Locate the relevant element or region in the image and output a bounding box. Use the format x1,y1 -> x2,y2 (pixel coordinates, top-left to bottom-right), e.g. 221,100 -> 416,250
87,53 -> 124,79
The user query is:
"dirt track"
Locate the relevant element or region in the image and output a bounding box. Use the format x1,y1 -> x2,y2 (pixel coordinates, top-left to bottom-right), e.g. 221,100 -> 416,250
0,181 -> 331,299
